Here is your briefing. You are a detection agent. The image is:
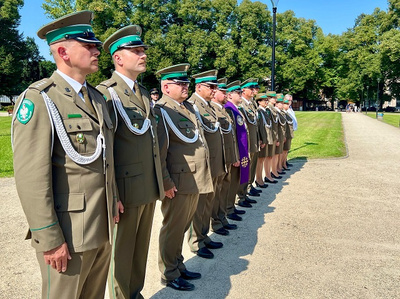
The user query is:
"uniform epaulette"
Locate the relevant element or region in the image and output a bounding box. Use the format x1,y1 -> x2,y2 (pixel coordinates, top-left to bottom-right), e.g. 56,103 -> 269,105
154,102 -> 166,108
186,98 -> 195,105
98,78 -> 116,88
28,78 -> 54,91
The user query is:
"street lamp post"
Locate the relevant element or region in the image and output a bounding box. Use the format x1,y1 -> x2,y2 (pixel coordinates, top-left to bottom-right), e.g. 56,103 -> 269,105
270,0 -> 279,91
376,78 -> 380,119
366,85 -> 369,115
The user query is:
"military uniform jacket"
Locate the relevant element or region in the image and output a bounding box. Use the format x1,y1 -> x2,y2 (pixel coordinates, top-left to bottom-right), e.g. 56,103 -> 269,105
97,72 -> 163,207
267,103 -> 279,143
154,95 -> 213,195
240,97 -> 258,153
188,93 -> 226,178
276,108 -> 287,143
284,111 -> 294,139
258,107 -> 274,145
210,101 -> 239,165
12,71 -> 117,253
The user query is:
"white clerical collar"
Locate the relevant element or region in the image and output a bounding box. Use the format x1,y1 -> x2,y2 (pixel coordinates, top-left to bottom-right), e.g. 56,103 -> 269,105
56,69 -> 87,94
114,70 -> 136,91
195,92 -> 209,106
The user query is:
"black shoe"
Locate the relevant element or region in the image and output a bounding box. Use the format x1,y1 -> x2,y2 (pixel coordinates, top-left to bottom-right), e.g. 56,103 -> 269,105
224,223 -> 238,230
238,201 -> 252,208
250,186 -> 262,193
245,197 -> 257,204
213,227 -> 229,236
278,171 -> 286,175
255,181 -> 268,188
180,269 -> 201,280
286,163 -> 293,167
247,189 -> 260,197
271,173 -> 282,179
227,213 -> 242,221
264,177 -> 278,184
205,240 -> 223,249
196,247 -> 214,259
161,277 -> 195,291
234,208 -> 246,215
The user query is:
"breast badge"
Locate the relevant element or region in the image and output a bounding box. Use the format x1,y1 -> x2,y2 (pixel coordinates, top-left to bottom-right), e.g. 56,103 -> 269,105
76,133 -> 85,144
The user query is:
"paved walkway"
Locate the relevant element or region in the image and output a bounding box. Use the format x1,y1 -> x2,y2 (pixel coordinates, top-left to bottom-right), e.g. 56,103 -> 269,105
1,112 -> 400,298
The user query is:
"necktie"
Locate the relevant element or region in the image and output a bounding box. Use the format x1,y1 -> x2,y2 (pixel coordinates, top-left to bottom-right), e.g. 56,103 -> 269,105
81,86 -> 96,116
133,81 -> 146,110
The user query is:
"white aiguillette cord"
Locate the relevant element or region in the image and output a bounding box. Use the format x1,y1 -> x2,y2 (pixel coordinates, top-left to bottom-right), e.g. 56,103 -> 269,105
192,104 -> 220,133
108,87 -> 153,138
41,91 -> 105,165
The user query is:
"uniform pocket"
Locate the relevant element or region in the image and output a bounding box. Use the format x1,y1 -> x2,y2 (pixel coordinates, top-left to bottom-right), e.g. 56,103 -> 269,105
115,162 -> 144,207
54,193 -> 85,248
64,118 -> 96,153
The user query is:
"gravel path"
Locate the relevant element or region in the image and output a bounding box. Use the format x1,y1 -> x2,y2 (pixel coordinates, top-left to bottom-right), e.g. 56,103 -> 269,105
1,112 -> 400,298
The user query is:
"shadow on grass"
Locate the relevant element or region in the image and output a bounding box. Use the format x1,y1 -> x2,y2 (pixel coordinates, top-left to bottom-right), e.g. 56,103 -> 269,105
149,160 -> 307,299
289,142 -> 318,153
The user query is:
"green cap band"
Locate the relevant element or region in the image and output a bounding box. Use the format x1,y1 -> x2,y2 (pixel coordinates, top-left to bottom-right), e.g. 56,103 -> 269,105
266,92 -> 276,97
284,100 -> 289,104
160,72 -> 188,80
227,85 -> 241,92
218,83 -> 227,88
46,24 -> 93,44
241,82 -> 257,89
195,76 -> 217,84
110,35 -> 143,55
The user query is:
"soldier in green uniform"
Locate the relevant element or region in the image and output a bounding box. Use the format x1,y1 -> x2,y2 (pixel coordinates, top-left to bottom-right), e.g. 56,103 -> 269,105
275,93 -> 287,174
187,70 -> 226,259
154,64 -> 213,291
266,91 -> 282,181
254,93 -> 269,188
12,11 -> 120,299
210,78 -> 240,235
282,97 -> 294,170
96,25 -> 164,299
236,79 -> 261,208
263,91 -> 279,184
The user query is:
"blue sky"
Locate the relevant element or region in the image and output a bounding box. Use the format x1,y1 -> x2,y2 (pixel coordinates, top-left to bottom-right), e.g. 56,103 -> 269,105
19,0 -> 389,61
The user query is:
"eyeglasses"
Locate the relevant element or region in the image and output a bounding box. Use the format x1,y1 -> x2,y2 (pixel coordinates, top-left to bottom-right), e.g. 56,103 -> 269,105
167,82 -> 190,88
200,84 -> 217,90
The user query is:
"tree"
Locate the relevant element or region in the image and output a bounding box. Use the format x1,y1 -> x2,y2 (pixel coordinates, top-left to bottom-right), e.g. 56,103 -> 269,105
0,0 -> 25,101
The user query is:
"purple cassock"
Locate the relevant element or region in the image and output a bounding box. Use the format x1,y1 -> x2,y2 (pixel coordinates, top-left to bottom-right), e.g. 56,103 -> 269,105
224,101 -> 250,184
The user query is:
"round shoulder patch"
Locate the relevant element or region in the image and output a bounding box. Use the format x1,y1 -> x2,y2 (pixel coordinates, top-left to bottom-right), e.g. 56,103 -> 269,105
17,99 -> 34,124
237,115 -> 244,126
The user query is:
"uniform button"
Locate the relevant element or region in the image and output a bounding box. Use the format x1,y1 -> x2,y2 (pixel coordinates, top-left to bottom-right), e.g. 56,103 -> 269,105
34,239 -> 39,244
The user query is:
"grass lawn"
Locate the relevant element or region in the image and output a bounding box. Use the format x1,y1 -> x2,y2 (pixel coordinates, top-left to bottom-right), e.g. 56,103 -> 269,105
365,112 -> 400,128
0,117 -> 13,177
288,111 -> 346,161
0,111 -> 346,176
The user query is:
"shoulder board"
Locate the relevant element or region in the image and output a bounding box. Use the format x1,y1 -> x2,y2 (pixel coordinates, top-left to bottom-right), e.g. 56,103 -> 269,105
154,102 -> 166,109
186,98 -> 195,105
98,78 -> 116,88
28,78 -> 54,91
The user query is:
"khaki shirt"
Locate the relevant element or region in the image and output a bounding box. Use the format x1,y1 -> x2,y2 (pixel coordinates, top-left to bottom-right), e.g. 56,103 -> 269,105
12,71 -> 117,253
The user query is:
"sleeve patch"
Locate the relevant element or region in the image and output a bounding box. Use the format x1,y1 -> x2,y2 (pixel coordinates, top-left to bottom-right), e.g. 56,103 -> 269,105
17,99 -> 35,124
